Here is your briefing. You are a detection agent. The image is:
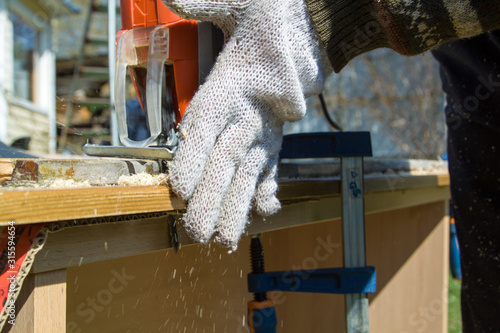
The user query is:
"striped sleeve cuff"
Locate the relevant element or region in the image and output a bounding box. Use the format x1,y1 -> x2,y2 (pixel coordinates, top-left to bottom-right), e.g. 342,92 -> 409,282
305,0 -> 394,72
305,0 -> 500,72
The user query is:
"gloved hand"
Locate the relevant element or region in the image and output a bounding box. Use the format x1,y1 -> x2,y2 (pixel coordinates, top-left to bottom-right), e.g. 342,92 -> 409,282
164,0 -> 332,251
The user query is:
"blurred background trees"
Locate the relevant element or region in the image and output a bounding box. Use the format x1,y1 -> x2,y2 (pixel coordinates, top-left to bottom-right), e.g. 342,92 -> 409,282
286,49 -> 446,159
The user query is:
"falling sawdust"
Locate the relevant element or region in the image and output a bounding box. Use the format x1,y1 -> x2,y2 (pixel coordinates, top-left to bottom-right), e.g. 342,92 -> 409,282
117,172 -> 170,186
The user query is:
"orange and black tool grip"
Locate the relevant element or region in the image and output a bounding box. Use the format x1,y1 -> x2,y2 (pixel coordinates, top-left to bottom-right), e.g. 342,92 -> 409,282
120,0 -> 183,28
247,299 -> 277,333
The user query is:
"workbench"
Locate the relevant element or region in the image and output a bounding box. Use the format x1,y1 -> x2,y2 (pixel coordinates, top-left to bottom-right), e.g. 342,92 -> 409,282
0,157 -> 450,333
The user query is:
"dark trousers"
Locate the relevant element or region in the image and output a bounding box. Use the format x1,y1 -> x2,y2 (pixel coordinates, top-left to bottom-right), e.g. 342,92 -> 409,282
432,31 -> 500,332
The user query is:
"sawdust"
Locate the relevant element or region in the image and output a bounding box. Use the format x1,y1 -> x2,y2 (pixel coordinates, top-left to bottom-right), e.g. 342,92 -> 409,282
1,178 -> 93,189
372,163 -> 448,177
48,179 -> 92,188
1,172 -> 169,189
117,172 -> 169,186
406,168 -> 448,175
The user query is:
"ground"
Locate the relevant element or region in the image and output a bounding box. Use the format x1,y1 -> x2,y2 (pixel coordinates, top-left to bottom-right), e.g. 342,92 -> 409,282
448,272 -> 462,333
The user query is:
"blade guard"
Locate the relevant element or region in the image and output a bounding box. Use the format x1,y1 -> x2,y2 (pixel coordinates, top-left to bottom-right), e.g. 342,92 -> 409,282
116,0 -> 198,147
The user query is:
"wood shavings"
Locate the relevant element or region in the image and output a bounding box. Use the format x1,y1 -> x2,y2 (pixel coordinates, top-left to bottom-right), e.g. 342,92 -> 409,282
1,179 -> 92,189
117,172 -> 169,186
2,172 -> 170,189
47,179 -> 92,188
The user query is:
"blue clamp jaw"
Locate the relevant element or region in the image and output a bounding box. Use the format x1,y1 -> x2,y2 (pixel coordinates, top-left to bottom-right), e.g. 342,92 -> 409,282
248,266 -> 376,295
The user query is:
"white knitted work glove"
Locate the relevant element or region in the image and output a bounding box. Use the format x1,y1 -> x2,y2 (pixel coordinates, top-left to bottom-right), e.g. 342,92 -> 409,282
164,0 -> 332,251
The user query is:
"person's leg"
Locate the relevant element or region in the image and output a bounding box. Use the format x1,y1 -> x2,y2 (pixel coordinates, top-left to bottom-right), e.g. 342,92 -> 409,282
433,30 -> 500,332
446,109 -> 500,331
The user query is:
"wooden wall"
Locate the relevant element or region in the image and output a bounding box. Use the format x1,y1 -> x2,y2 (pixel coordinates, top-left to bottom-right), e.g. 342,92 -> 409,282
65,201 -> 449,333
7,105 -> 49,154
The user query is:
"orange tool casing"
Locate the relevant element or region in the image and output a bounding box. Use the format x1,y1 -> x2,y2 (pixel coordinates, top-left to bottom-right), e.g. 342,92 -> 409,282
116,0 -> 199,147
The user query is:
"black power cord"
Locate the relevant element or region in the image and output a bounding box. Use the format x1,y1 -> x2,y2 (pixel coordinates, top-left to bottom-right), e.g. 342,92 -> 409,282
318,93 -> 343,132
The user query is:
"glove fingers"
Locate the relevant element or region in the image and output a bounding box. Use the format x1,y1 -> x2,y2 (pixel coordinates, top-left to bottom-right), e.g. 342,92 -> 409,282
163,0 -> 245,22
253,153 -> 281,216
214,144 -> 270,251
168,84 -> 232,201
181,112 -> 259,243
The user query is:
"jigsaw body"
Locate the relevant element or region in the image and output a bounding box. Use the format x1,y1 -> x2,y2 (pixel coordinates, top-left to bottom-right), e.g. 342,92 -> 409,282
84,0 -> 222,159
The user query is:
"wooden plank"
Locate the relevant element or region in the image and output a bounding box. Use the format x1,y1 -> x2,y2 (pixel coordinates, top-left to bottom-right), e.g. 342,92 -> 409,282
4,270 -> 66,333
0,160 -> 13,185
0,174 -> 449,225
437,173 -> 450,186
0,186 -> 185,225
33,184 -> 450,273
277,174 -> 450,201
250,185 -> 450,234
365,173 -> 449,193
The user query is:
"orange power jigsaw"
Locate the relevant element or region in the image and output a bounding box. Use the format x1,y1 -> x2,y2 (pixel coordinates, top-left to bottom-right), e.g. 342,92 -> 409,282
84,0 -> 222,159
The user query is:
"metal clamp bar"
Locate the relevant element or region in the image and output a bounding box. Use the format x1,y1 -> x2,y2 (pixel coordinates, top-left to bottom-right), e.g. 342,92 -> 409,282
342,156 -> 369,333
277,131 -> 373,332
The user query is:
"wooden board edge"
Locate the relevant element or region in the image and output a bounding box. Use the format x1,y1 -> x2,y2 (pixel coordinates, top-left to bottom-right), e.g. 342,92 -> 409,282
0,159 -> 14,185
0,185 -> 185,225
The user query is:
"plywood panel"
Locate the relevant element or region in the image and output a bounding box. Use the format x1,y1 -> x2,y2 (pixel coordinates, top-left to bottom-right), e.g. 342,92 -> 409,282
66,202 -> 448,333
367,201 -> 449,333
66,238 -> 253,333
33,215 -> 193,273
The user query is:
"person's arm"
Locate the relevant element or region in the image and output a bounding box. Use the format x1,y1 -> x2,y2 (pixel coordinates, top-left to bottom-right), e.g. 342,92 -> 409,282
306,0 -> 500,72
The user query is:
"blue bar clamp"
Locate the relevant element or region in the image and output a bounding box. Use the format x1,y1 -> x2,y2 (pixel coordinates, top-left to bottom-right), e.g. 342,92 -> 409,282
248,132 -> 375,333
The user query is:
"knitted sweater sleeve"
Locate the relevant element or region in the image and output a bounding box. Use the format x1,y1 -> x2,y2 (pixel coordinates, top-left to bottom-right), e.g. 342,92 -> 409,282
305,0 -> 500,72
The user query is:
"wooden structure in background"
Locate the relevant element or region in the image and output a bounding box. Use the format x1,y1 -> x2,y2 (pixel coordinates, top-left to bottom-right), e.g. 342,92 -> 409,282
0,1 -> 79,154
